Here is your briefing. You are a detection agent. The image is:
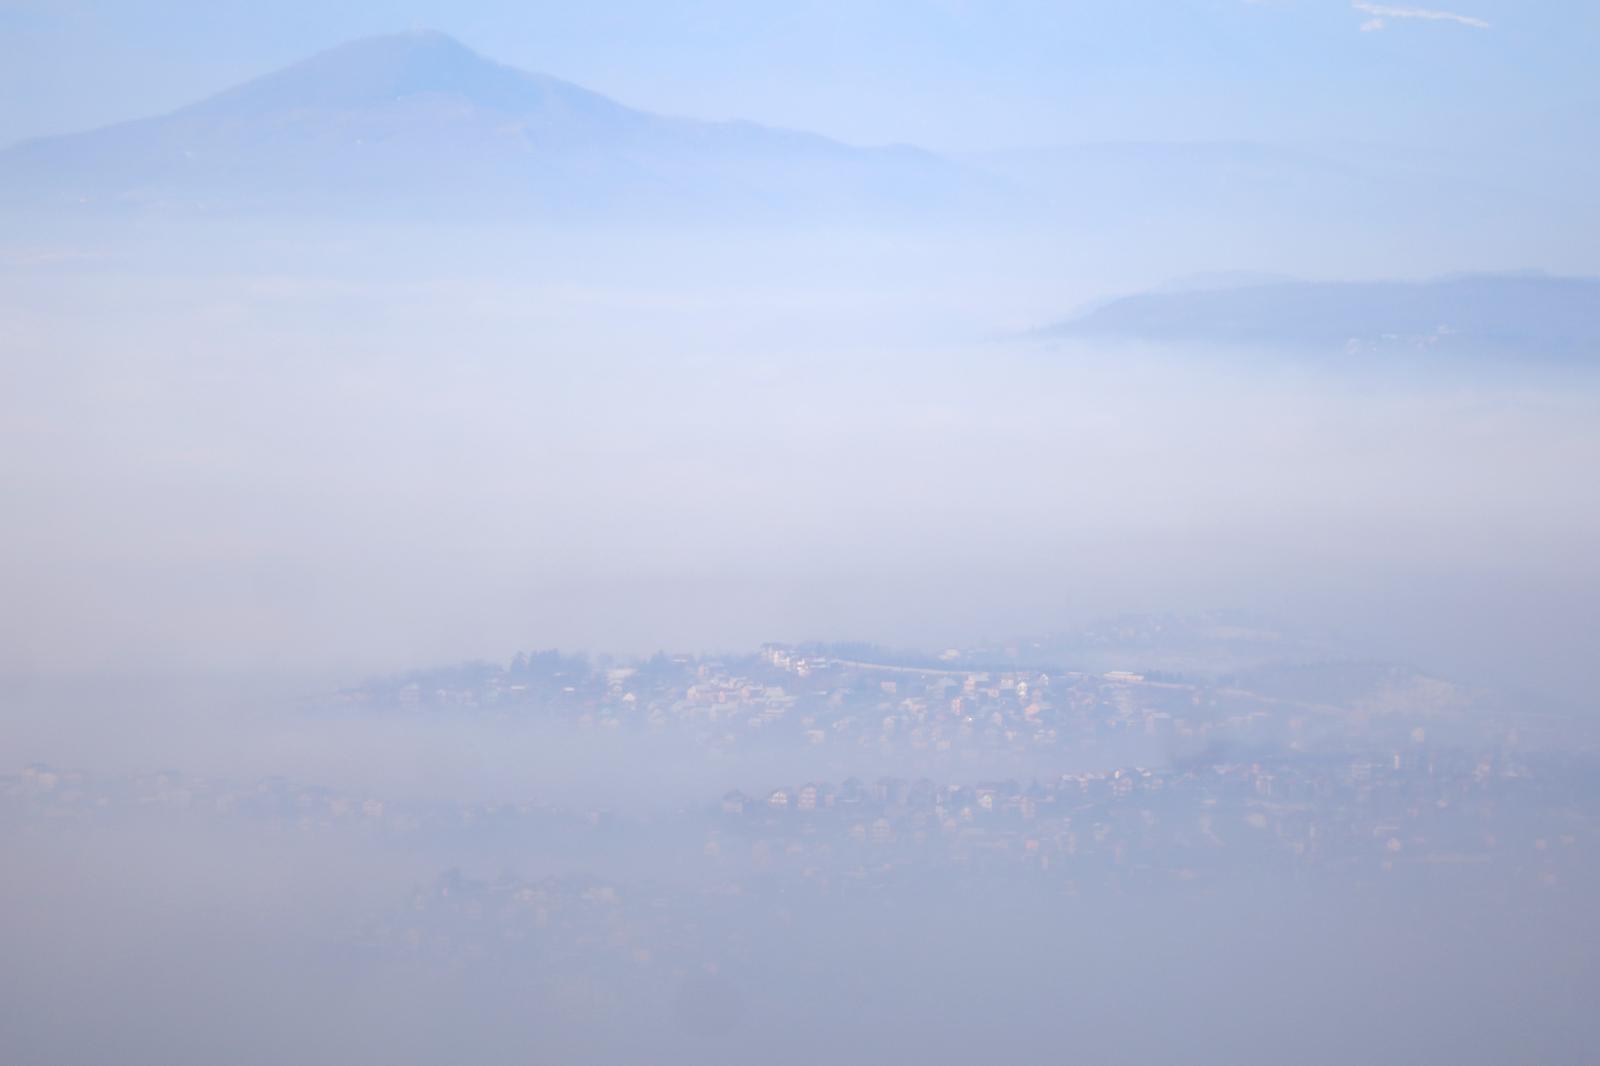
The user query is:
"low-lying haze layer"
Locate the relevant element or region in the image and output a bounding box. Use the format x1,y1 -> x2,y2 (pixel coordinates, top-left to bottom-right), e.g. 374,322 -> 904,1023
3,226 -> 1598,704
4,17 -> 1599,1065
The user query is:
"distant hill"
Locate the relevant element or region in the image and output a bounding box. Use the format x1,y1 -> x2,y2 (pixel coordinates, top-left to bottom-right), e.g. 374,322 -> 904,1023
1042,274 -> 1600,361
0,30 -> 982,221
5,30 -> 1590,263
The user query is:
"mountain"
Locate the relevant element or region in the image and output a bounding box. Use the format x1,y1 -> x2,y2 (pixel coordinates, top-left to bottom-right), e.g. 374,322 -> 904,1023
1042,273 -> 1600,362
0,31 -> 981,221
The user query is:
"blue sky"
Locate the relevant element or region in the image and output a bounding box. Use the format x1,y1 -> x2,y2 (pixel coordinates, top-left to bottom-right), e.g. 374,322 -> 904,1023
1,0 -> 1593,159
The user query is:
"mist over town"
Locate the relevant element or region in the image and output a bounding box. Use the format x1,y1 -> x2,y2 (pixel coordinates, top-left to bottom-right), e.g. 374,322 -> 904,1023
3,4 -> 1598,1063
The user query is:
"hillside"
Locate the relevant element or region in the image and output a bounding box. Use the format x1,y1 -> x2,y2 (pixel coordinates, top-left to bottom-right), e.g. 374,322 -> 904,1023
1044,274 -> 1600,361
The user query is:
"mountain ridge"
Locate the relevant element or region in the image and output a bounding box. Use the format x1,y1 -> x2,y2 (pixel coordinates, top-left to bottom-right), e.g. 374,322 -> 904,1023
0,30 -> 979,220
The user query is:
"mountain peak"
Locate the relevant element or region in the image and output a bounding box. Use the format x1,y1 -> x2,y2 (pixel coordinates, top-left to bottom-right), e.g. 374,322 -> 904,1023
179,29 -> 610,119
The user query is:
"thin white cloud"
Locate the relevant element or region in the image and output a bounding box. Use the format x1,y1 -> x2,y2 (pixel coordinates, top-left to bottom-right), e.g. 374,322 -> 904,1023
1352,1 -> 1490,30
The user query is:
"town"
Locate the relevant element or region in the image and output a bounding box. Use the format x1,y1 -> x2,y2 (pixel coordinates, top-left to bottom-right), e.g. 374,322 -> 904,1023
7,638 -> 1595,1011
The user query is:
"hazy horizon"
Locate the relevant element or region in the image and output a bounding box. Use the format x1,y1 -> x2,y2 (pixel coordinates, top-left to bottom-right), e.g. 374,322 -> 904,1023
3,6 -> 1598,1065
